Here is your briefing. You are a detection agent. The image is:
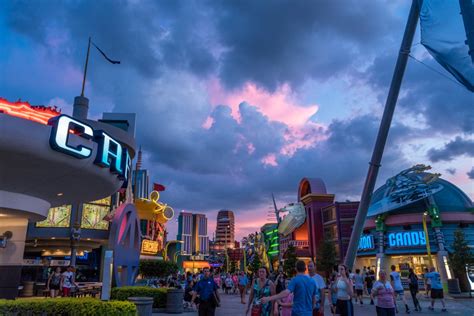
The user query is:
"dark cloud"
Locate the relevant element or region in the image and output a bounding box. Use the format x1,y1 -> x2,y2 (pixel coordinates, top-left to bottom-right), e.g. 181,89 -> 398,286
445,168 -> 456,175
427,136 -> 474,162
468,168 -> 474,180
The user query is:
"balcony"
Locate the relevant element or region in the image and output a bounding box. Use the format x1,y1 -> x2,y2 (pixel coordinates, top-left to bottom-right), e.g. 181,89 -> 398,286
289,240 -> 309,248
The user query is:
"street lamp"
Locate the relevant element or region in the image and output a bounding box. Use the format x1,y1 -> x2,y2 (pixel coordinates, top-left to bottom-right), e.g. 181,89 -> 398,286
164,240 -> 184,261
174,250 -> 184,263
422,212 -> 434,267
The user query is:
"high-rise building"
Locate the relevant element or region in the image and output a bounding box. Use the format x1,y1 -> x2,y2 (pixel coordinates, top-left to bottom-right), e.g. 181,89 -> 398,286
177,212 -> 209,255
215,210 -> 235,252
193,214 -> 209,255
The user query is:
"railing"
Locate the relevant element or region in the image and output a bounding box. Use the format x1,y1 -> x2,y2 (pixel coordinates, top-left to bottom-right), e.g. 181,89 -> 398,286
289,240 -> 309,247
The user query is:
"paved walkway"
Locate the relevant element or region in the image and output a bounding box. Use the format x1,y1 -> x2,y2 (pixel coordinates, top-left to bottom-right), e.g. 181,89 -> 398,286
155,290 -> 474,315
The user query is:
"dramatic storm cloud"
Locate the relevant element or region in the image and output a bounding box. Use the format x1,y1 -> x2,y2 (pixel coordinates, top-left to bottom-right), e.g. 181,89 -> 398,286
1,0 -> 472,238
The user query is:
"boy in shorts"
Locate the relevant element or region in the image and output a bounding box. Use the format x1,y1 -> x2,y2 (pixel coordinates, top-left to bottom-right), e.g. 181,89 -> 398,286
425,267 -> 446,312
390,265 -> 410,314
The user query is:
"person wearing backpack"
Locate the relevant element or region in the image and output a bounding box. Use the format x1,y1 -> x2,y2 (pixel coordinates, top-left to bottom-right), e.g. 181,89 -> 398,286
408,269 -> 421,311
246,267 -> 275,316
46,267 -> 62,298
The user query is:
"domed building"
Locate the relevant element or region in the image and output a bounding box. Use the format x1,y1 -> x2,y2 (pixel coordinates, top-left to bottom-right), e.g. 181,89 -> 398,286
356,165 -> 474,285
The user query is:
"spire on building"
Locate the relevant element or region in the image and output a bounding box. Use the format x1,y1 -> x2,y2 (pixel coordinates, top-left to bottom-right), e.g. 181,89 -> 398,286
136,146 -> 143,171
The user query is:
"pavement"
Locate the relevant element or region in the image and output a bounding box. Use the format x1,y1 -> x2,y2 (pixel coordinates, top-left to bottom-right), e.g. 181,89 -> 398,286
154,290 -> 474,316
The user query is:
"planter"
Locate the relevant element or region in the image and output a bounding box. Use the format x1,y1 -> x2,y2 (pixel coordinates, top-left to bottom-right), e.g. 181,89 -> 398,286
22,281 -> 35,297
128,297 -> 153,316
166,288 -> 184,314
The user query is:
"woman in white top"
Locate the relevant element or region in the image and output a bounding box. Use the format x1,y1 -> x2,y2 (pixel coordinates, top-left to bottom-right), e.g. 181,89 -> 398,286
328,264 -> 354,316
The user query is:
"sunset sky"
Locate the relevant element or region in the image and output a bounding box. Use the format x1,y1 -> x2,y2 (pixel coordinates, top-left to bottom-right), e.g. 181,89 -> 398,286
1,1 -> 472,240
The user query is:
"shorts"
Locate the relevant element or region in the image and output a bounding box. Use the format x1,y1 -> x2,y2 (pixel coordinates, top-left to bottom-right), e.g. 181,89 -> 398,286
50,284 -> 60,290
312,309 -> 324,316
375,306 -> 396,316
62,287 -> 71,297
356,289 -> 363,296
395,290 -> 404,295
431,289 -> 444,299
367,287 -> 373,295
336,299 -> 354,316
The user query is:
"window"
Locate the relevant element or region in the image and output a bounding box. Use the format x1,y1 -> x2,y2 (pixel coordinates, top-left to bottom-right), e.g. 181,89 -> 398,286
323,208 -> 336,222
81,197 -> 111,230
36,205 -> 72,227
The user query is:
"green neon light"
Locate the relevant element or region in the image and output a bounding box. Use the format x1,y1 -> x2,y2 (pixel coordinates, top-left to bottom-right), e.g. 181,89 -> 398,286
270,243 -> 279,247
271,236 -> 278,241
268,250 -> 279,255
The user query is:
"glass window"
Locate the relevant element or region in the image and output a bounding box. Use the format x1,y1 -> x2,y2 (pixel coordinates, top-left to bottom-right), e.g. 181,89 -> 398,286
81,203 -> 110,230
36,205 -> 72,227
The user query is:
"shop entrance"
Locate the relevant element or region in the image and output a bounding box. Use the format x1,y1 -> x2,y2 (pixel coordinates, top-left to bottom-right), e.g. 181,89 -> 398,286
390,255 -> 438,277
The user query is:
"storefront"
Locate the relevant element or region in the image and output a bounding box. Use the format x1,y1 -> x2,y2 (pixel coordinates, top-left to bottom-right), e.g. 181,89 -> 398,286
0,96 -> 137,298
356,165 -> 474,288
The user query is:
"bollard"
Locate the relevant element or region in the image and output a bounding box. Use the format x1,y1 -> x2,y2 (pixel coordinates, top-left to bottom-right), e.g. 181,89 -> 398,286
128,297 -> 154,316
166,288 -> 184,314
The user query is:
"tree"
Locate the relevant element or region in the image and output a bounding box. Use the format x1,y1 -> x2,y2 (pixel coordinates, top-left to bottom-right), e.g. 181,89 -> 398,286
283,244 -> 298,277
248,253 -> 262,275
316,239 -> 337,279
449,229 -> 474,291
230,260 -> 237,273
139,260 -> 178,278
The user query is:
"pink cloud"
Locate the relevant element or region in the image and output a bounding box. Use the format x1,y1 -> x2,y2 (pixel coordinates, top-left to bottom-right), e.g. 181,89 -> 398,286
261,153 -> 278,167
207,78 -> 318,127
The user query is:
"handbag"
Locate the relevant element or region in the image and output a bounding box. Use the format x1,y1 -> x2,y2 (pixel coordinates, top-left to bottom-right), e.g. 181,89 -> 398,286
211,290 -> 220,307
251,304 -> 262,316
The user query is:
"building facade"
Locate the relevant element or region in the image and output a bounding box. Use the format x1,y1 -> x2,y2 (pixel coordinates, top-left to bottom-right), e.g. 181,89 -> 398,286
214,210 -> 235,253
177,212 -> 209,255
355,167 -> 474,288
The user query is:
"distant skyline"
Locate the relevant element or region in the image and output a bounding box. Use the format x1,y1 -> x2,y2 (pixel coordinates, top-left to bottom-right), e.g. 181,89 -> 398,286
1,1 -> 472,240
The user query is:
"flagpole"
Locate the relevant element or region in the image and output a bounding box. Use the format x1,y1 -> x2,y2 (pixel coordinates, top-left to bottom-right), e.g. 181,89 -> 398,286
81,37 -> 91,97
344,0 -> 421,268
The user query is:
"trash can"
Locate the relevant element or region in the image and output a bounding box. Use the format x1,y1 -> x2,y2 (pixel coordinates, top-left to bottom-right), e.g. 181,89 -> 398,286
128,297 -> 154,316
166,288 -> 184,314
22,281 -> 35,297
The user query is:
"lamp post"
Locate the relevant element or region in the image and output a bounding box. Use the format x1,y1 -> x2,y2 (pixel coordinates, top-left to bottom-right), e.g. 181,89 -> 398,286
164,240 -> 184,261
174,250 -> 184,263
422,212 -> 433,267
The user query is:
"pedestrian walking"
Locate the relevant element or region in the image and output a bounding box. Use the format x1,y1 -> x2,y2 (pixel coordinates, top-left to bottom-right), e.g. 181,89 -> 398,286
46,267 -> 62,298
425,267 -> 447,312
238,271 -> 249,304
60,266 -> 78,297
261,260 -> 318,316
192,268 -> 220,316
423,268 -> 431,298
275,271 -> 287,294
328,264 -> 354,316
354,269 -> 364,305
278,280 -> 293,316
225,274 -> 234,294
389,265 -> 410,314
365,269 -> 375,305
371,270 -> 396,316
308,261 -> 326,316
407,268 -> 421,311
328,273 -> 338,316
246,267 -> 275,316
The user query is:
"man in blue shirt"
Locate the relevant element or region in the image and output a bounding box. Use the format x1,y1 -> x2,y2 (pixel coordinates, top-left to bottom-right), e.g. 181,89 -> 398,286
192,268 -> 220,316
262,260 -> 317,316
425,267 -> 446,312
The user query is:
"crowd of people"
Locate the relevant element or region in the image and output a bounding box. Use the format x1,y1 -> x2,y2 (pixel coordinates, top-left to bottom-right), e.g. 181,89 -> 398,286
46,266 -> 79,298
187,262 -> 447,316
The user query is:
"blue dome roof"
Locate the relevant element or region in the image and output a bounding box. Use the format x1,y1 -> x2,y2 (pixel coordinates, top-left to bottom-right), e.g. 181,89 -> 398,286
370,176 -> 473,215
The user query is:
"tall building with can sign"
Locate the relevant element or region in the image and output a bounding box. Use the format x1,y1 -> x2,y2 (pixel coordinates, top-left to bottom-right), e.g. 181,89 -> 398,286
215,210 -> 235,252
177,212 -> 209,255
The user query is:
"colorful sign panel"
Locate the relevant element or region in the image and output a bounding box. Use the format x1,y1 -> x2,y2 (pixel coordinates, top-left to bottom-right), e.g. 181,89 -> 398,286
49,115 -> 132,181
358,235 -> 375,251
141,239 -> 159,255
36,205 -> 72,228
387,231 -> 427,248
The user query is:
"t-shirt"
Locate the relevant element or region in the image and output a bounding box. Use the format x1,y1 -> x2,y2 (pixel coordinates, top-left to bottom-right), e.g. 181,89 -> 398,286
310,274 -> 325,310
195,277 -> 218,301
425,272 -> 443,290
238,275 -> 248,286
62,271 -> 74,288
355,274 -> 364,290
288,274 -> 317,316
373,281 -> 395,309
365,275 -> 373,288
390,271 -> 403,291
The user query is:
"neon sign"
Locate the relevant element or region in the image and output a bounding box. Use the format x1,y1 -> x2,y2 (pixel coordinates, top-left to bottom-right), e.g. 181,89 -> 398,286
388,231 -> 426,248
358,235 -> 375,250
0,98 -> 60,125
49,115 -> 131,181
